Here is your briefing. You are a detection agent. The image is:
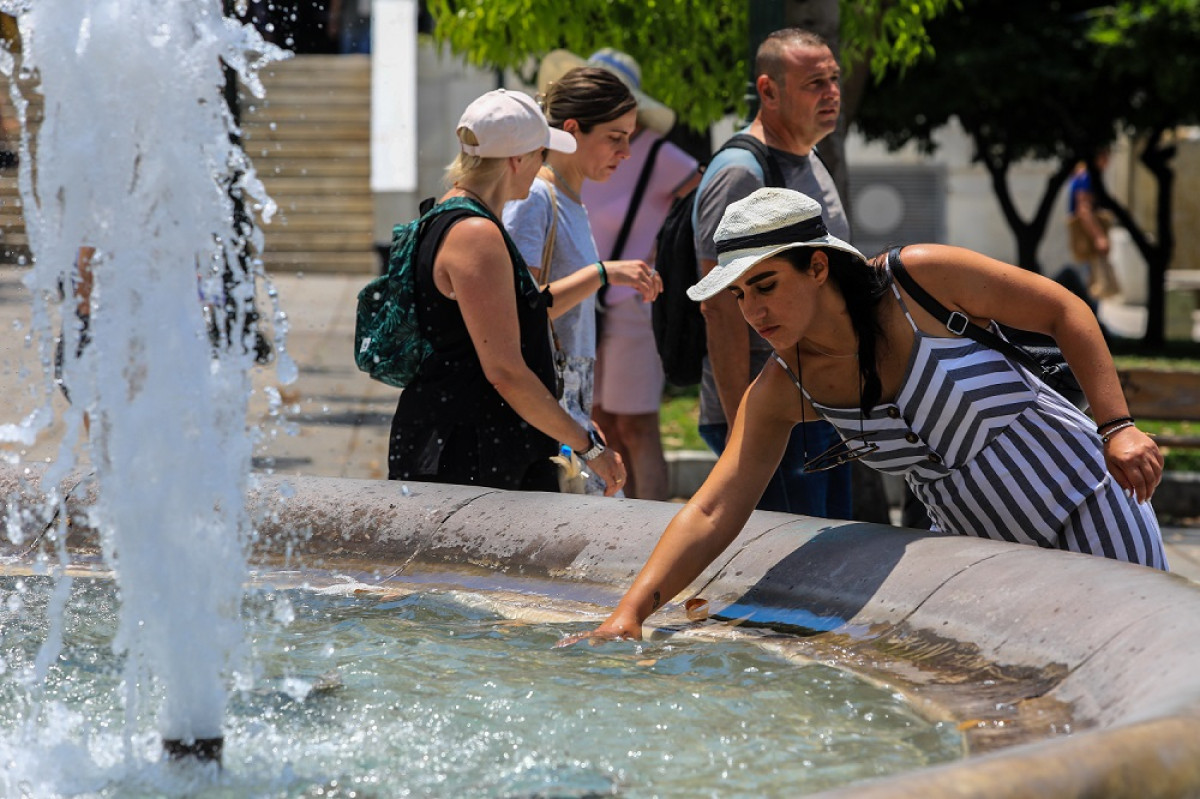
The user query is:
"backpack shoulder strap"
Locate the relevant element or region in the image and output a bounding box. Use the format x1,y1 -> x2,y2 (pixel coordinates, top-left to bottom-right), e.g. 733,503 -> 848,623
810,144 -> 830,172
610,135 -> 668,260
721,133 -> 785,188
416,197 -> 541,302
886,246 -> 1043,374
414,202 -> 480,272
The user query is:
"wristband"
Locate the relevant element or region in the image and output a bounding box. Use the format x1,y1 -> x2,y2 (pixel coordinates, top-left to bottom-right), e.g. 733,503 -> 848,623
595,261 -> 608,287
1096,415 -> 1134,434
1101,420 -> 1136,444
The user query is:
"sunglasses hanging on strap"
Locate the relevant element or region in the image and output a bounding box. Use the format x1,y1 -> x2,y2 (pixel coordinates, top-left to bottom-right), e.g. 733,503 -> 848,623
886,247 -> 1088,411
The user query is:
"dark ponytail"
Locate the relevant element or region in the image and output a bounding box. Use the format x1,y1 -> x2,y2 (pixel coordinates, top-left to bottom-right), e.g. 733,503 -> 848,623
783,247 -> 890,414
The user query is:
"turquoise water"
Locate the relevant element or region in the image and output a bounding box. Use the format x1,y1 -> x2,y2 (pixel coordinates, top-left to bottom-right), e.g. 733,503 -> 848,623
0,575 -> 963,797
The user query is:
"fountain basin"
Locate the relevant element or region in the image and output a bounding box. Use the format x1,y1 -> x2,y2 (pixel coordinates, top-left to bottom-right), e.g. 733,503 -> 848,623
5,466 -> 1200,797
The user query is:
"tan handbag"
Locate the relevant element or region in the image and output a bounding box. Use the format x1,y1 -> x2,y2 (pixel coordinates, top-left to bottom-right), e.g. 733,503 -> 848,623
1067,209 -> 1115,262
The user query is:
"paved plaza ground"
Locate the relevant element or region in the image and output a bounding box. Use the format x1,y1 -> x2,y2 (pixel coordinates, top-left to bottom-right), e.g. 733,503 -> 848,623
2,266 -> 1198,580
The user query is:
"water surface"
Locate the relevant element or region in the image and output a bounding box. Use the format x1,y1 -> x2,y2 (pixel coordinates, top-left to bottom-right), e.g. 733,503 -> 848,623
0,575 -> 963,797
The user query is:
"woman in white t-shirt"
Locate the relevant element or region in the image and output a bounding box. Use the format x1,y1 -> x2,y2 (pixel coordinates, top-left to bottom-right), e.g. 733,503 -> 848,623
504,66 -> 662,493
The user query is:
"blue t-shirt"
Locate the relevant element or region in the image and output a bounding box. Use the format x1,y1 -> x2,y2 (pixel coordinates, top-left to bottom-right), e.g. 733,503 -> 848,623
503,177 -> 600,362
1067,169 -> 1092,215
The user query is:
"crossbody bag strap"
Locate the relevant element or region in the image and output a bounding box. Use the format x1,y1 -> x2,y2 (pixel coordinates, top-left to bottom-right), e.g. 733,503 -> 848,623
536,176 -> 566,360
538,175 -> 559,287
886,246 -> 1045,376
610,135 -> 667,260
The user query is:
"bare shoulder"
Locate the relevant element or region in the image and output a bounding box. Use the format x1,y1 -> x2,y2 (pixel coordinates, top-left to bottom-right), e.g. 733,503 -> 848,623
746,355 -> 807,426
437,216 -> 509,272
892,243 -> 1037,296
441,215 -> 505,250
892,243 -> 984,270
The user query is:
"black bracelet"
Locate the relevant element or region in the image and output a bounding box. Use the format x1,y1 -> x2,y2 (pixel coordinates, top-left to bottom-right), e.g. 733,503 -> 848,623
595,261 -> 608,286
1096,415 -> 1134,434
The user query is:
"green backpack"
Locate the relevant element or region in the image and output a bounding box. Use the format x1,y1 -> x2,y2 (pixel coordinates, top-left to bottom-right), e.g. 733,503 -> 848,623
354,197 -> 487,388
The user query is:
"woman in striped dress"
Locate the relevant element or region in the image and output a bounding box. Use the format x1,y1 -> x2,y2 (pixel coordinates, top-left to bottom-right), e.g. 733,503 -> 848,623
586,186 -> 1165,641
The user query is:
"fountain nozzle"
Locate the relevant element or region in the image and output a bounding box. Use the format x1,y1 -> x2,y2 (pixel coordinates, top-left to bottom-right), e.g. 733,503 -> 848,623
163,736 -> 224,764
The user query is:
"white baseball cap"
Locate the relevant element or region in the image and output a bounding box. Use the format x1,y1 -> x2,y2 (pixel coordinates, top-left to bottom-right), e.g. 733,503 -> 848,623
456,89 -> 577,158
688,187 -> 867,302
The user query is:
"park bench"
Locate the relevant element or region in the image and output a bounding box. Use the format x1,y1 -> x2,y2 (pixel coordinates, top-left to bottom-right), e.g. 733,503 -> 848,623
1118,367 -> 1200,449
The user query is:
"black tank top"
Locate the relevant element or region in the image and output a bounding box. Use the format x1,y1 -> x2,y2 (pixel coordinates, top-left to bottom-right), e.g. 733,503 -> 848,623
388,199 -> 559,489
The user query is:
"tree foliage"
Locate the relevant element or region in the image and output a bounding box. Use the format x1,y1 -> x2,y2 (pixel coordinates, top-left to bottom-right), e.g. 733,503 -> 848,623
426,0 -> 957,133
855,0 -> 1200,344
840,0 -> 962,83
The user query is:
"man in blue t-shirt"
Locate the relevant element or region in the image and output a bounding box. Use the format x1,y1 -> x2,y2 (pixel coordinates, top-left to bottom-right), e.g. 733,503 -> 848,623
1066,148 -> 1119,300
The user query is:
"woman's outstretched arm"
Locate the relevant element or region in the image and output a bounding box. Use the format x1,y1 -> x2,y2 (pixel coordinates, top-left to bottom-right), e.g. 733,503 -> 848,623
585,366 -> 798,640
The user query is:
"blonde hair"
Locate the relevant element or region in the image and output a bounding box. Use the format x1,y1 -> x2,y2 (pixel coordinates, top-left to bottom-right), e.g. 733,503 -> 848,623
444,127 -> 510,188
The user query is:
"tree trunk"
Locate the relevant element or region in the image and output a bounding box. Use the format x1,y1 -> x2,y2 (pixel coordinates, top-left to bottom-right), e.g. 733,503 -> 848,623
980,150 -> 1039,271
976,142 -> 1072,273
1142,137 -> 1176,348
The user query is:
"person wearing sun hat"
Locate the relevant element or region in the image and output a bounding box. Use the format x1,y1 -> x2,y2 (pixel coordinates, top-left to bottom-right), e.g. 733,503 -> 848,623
387,88 -> 632,496
537,48 -> 702,501
686,188 -> 865,301
566,186 -> 1166,641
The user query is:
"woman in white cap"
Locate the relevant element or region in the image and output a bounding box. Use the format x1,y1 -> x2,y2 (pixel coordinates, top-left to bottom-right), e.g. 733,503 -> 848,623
387,89 -> 632,495
503,67 -> 663,494
582,186 -> 1166,639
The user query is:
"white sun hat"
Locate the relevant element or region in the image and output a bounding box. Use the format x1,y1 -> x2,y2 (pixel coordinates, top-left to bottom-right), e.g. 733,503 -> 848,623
687,187 -> 867,301
457,89 -> 577,158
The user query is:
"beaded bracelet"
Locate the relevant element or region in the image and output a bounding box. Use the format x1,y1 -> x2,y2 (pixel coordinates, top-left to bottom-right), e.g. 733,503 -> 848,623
1100,420 -> 1136,444
595,261 -> 608,286
1096,415 -> 1135,435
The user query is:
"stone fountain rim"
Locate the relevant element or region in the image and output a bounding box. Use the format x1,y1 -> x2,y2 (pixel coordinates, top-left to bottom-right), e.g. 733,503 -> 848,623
5,467 -> 1200,798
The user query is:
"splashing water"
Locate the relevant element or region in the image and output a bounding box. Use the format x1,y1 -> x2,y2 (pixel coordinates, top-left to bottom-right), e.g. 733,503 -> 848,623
0,0 -> 287,762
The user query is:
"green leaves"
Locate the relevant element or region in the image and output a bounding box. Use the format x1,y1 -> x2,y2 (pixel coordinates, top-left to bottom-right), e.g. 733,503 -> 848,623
841,0 -> 963,81
426,0 -> 951,132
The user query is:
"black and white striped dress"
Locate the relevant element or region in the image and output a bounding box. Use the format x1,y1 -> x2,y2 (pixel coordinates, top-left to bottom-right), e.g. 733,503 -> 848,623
779,280 -> 1167,570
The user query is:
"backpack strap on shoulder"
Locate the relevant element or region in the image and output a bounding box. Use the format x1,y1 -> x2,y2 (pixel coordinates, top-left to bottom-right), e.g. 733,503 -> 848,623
722,133 -> 785,188
417,198 -> 544,307
414,203 -> 477,275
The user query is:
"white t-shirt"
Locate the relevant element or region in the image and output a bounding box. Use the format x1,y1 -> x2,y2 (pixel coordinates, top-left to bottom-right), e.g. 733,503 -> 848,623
504,177 -> 602,429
